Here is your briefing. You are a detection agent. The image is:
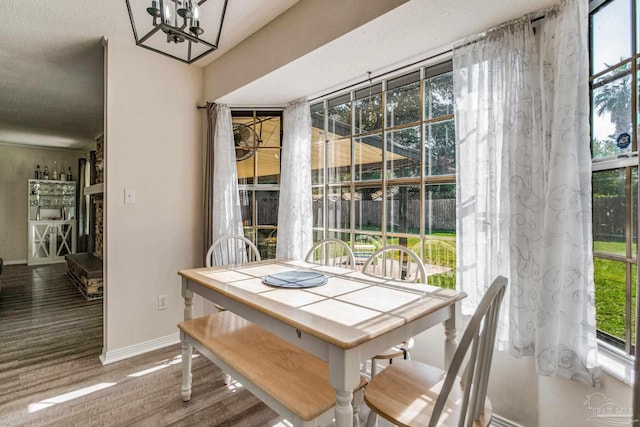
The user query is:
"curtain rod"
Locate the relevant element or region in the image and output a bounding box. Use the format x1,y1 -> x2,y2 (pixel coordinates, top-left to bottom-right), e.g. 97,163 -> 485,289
308,13 -> 546,103
196,104 -> 285,110
308,48 -> 452,103
192,48 -> 455,108
198,13 -> 547,108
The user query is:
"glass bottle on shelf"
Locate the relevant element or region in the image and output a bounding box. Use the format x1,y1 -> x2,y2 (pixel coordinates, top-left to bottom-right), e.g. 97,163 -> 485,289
53,161 -> 58,180
67,167 -> 72,181
35,165 -> 41,179
43,166 -> 49,180
60,165 -> 66,181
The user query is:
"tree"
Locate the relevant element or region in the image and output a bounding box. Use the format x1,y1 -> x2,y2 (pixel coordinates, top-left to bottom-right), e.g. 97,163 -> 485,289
592,62 -> 631,156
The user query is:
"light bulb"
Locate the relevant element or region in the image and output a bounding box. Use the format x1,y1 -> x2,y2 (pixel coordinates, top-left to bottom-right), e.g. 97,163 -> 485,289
164,4 -> 173,24
193,5 -> 200,20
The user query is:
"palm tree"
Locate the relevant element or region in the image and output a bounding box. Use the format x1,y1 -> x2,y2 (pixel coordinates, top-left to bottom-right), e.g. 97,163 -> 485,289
592,62 -> 632,144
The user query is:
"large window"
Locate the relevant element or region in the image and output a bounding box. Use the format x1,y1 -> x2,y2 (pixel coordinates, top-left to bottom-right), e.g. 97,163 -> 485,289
590,0 -> 639,356
233,111 -> 282,259
311,62 -> 456,288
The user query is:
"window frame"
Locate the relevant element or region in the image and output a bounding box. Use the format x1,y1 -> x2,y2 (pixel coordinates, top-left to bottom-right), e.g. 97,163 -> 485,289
232,110 -> 283,259
589,0 -> 640,357
311,61 -> 457,288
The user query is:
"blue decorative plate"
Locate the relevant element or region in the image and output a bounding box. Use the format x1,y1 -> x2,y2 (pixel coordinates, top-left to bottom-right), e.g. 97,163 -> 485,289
263,271 -> 327,288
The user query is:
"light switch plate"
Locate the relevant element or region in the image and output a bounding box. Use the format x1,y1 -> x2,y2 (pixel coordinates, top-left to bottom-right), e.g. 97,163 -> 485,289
124,189 -> 136,204
158,295 -> 168,311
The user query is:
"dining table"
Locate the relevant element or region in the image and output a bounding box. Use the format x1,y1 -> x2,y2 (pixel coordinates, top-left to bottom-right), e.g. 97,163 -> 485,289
178,258 -> 466,427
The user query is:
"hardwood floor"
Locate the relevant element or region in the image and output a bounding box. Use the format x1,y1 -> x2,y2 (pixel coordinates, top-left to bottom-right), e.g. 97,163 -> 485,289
0,263 -> 280,427
0,263 -> 387,427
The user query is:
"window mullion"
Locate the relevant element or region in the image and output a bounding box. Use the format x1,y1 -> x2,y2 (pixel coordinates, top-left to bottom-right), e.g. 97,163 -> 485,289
381,79 -> 387,243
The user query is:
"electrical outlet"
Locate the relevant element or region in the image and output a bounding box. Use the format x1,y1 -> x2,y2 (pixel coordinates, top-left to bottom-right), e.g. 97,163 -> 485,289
158,294 -> 168,311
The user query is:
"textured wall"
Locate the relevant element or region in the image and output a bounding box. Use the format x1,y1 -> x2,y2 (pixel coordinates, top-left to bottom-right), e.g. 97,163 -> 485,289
203,0 -> 407,102
104,38 -> 204,355
0,144 -> 85,262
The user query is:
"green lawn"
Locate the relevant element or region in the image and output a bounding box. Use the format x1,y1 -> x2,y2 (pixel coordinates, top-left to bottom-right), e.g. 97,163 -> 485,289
420,237 -> 456,289
594,240 -> 637,257
417,237 -> 634,346
593,241 -> 636,345
343,235 -> 632,345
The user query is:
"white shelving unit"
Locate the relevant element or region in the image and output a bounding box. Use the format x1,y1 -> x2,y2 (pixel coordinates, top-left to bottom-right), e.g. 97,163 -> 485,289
27,179 -> 77,265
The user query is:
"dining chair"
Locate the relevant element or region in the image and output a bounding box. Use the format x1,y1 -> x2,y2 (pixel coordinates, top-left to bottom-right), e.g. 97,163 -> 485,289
362,245 -> 427,376
364,276 -> 508,427
362,244 -> 427,283
305,238 -> 356,269
205,234 -> 261,268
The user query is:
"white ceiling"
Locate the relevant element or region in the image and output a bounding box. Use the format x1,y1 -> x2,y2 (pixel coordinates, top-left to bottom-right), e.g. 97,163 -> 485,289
219,0 -> 557,106
0,0 -> 556,150
0,0 -> 299,150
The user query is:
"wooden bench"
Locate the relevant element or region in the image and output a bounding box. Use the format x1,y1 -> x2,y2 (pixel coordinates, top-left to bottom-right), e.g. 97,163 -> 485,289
178,311 -> 367,427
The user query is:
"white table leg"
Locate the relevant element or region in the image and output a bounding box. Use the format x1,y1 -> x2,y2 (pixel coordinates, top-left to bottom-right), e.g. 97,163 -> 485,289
329,349 -> 360,427
181,284 -> 194,401
444,304 -> 458,368
335,389 -> 354,427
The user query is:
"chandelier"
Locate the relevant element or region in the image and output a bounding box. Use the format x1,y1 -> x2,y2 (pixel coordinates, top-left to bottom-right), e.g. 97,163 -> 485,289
125,0 -> 228,64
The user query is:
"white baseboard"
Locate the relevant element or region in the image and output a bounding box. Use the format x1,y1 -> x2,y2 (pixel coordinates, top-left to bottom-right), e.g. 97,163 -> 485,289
99,332 -> 180,365
5,259 -> 27,265
492,415 -> 524,427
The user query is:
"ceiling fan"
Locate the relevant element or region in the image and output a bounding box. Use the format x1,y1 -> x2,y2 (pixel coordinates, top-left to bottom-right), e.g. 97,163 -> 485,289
233,123 -> 262,161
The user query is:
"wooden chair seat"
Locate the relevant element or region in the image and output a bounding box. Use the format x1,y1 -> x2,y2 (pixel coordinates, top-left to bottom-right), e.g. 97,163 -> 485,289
372,339 -> 414,360
369,338 -> 415,380
364,360 -> 492,427
179,311 -> 367,424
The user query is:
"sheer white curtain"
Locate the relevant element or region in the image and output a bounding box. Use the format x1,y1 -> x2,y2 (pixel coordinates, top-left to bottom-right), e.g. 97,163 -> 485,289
276,98 -> 312,259
203,103 -> 243,262
454,0 -> 599,386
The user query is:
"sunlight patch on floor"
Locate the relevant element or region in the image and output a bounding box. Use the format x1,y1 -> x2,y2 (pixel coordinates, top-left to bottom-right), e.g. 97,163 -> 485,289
271,420 -> 293,427
226,378 -> 244,393
127,354 -> 185,378
28,382 -> 116,413
27,353 -> 201,414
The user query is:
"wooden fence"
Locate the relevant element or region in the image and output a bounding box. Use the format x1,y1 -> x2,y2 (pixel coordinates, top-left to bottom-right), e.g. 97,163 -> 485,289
316,198 -> 456,232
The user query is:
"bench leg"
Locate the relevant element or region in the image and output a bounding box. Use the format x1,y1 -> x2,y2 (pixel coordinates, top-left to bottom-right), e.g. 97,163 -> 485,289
181,287 -> 194,402
181,341 -> 193,401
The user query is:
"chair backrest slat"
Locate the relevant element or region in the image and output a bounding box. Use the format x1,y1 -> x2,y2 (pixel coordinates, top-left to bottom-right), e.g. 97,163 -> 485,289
473,294 -> 502,421
362,245 -> 427,284
428,276 -> 507,427
206,235 -> 261,267
305,238 -> 355,269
